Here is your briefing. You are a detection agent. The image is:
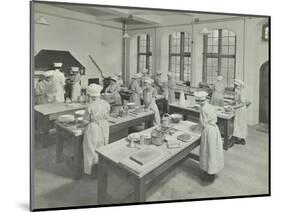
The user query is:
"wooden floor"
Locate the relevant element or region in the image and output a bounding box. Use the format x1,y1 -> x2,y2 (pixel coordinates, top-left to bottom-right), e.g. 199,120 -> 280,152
33,125 -> 269,209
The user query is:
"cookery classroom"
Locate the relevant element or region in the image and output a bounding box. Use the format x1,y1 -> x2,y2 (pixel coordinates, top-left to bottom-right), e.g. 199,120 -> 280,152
31,1 -> 270,210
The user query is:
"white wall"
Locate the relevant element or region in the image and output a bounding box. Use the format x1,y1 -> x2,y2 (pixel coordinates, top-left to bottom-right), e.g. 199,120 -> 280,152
128,17 -> 269,125
34,3 -> 123,88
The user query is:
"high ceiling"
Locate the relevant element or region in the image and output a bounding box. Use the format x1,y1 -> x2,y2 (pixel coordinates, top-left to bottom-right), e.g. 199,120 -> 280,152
57,4 -> 238,25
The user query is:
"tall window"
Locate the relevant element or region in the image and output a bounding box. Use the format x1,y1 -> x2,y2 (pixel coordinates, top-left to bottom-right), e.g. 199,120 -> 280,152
137,34 -> 152,73
203,29 -> 236,88
169,32 -> 192,81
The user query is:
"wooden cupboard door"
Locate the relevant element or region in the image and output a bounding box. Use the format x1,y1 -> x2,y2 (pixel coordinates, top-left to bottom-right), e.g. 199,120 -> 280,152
259,61 -> 269,124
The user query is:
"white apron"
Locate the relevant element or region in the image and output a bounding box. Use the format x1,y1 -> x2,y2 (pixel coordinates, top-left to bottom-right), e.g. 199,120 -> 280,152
83,99 -> 110,174
53,70 -> 65,102
167,78 -> 176,104
233,89 -> 248,139
129,79 -> 142,106
210,81 -> 225,107
143,87 -> 161,126
199,103 -> 224,174
105,83 -> 122,105
71,83 -> 81,101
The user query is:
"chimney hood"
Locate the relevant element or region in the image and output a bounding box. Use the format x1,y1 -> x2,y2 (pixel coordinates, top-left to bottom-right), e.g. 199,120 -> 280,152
34,49 -> 85,76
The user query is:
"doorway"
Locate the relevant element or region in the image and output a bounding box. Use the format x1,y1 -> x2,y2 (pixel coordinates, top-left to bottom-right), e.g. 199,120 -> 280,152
257,60 -> 269,133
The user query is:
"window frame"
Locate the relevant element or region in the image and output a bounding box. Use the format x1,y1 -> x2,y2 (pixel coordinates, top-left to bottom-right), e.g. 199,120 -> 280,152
168,32 -> 192,82
137,34 -> 152,73
202,29 -> 236,89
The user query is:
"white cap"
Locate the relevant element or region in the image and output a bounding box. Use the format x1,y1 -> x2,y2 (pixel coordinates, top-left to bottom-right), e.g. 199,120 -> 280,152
142,68 -> 149,74
53,62 -> 63,68
156,71 -> 162,75
167,72 -> 175,77
43,70 -> 55,78
234,79 -> 244,87
71,67 -> 79,72
110,75 -> 119,82
194,91 -> 208,101
144,77 -> 154,84
217,75 -> 223,81
132,73 -> 142,79
34,71 -> 44,76
87,83 -> 103,97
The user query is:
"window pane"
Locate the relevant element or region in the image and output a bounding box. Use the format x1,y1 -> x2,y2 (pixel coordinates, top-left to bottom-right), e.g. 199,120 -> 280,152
203,29 -> 236,87
221,58 -> 235,87
229,46 -> 235,55
138,34 -> 152,72
221,46 -> 228,55
206,58 -> 218,84
229,37 -> 235,45
222,37 -> 228,46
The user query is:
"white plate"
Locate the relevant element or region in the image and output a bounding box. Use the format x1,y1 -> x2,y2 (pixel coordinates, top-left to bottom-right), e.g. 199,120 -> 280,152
75,110 -> 85,116
58,114 -> 75,123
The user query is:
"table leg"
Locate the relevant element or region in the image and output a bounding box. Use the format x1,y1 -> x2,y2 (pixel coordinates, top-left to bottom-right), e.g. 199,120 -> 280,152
223,119 -> 229,151
73,137 -> 83,180
41,116 -> 50,148
134,178 -> 146,202
56,131 -> 64,163
98,156 -> 109,205
145,118 -> 153,129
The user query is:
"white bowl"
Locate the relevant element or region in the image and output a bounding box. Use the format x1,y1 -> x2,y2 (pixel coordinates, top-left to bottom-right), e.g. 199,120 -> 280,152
58,114 -> 75,123
75,110 -> 85,116
76,117 -> 84,122
128,133 -> 140,141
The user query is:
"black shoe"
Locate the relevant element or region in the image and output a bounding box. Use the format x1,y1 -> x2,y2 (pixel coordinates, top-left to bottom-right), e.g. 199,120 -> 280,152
201,172 -> 215,183
228,137 -> 237,148
235,138 -> 246,145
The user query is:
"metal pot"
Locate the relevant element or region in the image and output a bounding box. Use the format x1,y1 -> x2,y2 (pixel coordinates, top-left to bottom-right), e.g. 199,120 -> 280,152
151,129 -> 164,146
162,113 -> 171,127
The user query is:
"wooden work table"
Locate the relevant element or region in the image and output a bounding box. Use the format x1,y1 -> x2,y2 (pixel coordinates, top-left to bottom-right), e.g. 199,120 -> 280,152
96,120 -> 201,204
169,102 -> 235,150
35,102 -> 87,147
55,110 -> 154,179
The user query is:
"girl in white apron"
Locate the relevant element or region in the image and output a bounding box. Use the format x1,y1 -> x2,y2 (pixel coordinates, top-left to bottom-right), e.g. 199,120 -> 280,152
53,62 -> 65,102
143,78 -> 161,126
194,91 -> 224,182
70,67 -> 81,101
83,84 -> 110,176
105,76 -> 122,105
129,73 -> 143,106
167,72 -> 176,104
229,79 -> 248,146
210,75 -> 225,107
